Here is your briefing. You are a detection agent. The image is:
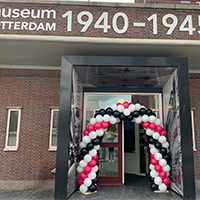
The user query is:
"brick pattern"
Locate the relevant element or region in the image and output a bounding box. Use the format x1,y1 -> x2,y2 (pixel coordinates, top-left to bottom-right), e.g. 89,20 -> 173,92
0,3 -> 200,40
189,74 -> 200,180
0,69 -> 60,180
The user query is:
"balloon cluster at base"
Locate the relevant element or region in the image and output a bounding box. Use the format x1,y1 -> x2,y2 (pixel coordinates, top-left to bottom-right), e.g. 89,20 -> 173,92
77,101 -> 171,193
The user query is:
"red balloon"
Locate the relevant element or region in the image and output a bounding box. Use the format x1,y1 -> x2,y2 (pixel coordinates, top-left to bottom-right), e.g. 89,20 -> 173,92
83,129 -> 89,136
77,178 -> 84,185
129,103 -> 133,105
93,155 -> 99,160
150,154 -> 154,159
143,122 -> 150,128
87,124 -> 95,132
79,172 -> 87,180
149,123 -> 156,130
108,122 -> 112,127
162,177 -> 170,185
156,125 -> 163,133
116,103 -> 121,106
88,159 -> 97,167
154,164 -> 162,172
94,122 -> 102,130
151,158 -> 159,165
123,102 -> 129,108
159,171 -> 167,179
101,121 -> 109,129
160,130 -> 167,136
140,122 -> 144,126
84,166 -> 92,174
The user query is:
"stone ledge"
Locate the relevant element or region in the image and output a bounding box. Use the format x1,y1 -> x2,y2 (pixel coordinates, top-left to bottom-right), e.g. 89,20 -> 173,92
0,180 -> 55,190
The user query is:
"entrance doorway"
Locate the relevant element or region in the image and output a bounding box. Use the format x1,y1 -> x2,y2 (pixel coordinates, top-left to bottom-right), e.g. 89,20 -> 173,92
83,93 -> 162,185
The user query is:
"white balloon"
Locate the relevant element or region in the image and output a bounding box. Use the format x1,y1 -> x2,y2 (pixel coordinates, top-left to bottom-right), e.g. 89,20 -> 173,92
96,115 -> 103,122
110,116 -> 117,124
135,103 -> 141,111
146,128 -> 154,136
79,184 -> 88,193
89,149 -> 97,157
88,171 -> 96,180
135,116 -> 142,124
162,142 -> 169,148
92,165 -> 99,172
77,166 -> 83,173
155,177 -> 162,185
82,136 -> 91,144
117,104 -> 124,112
103,114 -> 111,122
96,129 -> 104,136
155,153 -> 162,161
89,131 -> 97,140
158,183 -> 167,191
163,165 -> 171,173
84,154 -> 92,163
167,172 -> 170,176
117,118 -> 121,123
111,104 -> 117,111
149,164 -> 155,170
150,170 -> 159,178
129,104 -> 135,112
90,117 -> 96,125
79,141 -> 86,148
149,144 -> 154,148
94,145 -> 100,150
150,147 -> 159,155
142,115 -> 149,122
159,159 -> 167,167
123,109 -> 131,116
155,119 -> 161,126
149,115 -> 156,123
84,178 -> 92,187
158,136 -> 167,144
79,160 -> 87,168
153,132 -> 160,140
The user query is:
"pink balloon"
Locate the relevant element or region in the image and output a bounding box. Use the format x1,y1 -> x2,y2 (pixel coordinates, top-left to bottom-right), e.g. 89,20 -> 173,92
123,102 -> 129,108
88,160 -> 97,167
77,178 -> 84,185
159,171 -> 167,179
143,122 -> 150,128
94,122 -> 102,130
156,125 -> 163,133
84,166 -> 92,174
151,158 -> 159,165
149,123 -> 156,130
160,130 -> 167,136
116,103 -> 121,106
79,172 -> 87,180
150,154 -> 155,159
83,129 -> 89,136
92,155 -> 98,160
154,164 -> 162,172
87,124 -> 95,132
162,177 -> 170,185
101,121 -> 109,129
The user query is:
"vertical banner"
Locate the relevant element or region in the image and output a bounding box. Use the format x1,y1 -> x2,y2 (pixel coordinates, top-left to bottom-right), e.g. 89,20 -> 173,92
163,69 -> 183,196
67,69 -> 83,198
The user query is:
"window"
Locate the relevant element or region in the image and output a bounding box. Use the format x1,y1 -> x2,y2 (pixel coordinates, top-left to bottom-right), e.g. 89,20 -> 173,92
49,109 -> 59,151
191,109 -> 197,151
4,108 -> 21,151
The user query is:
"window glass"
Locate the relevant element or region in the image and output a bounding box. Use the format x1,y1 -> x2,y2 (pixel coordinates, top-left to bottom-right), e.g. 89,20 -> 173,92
52,110 -> 59,146
8,111 -> 18,146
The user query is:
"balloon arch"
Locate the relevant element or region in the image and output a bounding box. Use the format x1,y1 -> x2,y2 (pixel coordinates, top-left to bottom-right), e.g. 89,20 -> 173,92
77,101 -> 171,193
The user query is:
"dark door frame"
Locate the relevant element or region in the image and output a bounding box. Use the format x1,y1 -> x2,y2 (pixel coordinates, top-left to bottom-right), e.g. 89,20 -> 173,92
55,56 -> 195,200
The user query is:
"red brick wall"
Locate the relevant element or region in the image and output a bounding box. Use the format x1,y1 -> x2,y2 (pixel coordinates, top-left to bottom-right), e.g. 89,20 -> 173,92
0,69 -> 60,181
189,74 -> 200,180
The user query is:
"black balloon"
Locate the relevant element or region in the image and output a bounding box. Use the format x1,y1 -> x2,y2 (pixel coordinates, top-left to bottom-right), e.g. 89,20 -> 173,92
151,183 -> 158,191
106,107 -> 113,115
96,136 -> 103,142
151,113 -> 156,117
139,108 -> 147,116
77,154 -> 84,161
119,113 -> 126,121
92,138 -> 100,145
113,111 -> 120,118
99,109 -> 106,116
150,177 -> 154,183
149,137 -> 156,144
160,147 -> 167,156
164,154 -> 170,162
80,148 -> 88,156
127,114 -> 133,121
86,143 -> 94,150
155,141 -> 162,150
146,109 -> 153,116
94,112 -> 99,118
88,184 -> 97,192
132,111 -> 139,118
92,177 -> 99,184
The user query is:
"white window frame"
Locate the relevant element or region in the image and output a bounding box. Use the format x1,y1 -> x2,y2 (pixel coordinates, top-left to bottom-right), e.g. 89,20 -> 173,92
4,108 -> 21,151
48,108 -> 59,151
191,109 -> 197,151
